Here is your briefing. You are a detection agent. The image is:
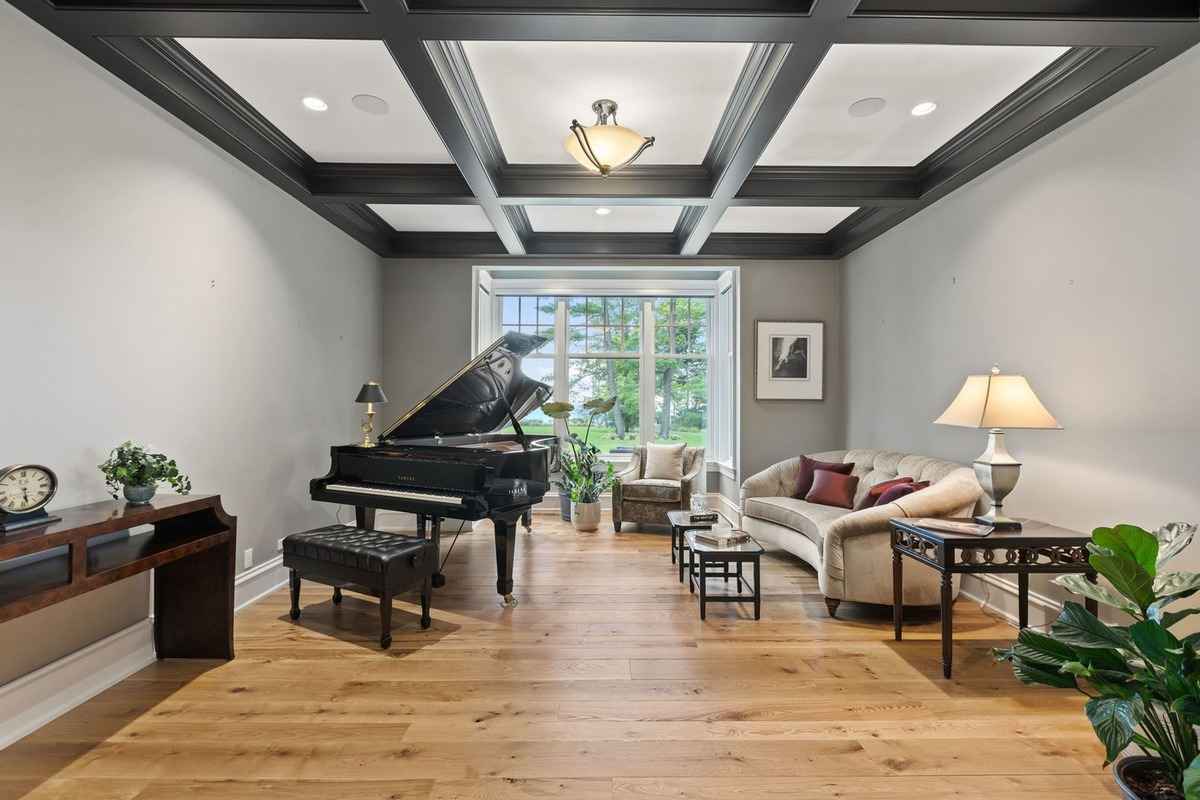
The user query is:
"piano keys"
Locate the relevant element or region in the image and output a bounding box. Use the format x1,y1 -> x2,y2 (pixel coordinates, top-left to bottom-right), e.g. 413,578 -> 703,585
311,332 -> 555,606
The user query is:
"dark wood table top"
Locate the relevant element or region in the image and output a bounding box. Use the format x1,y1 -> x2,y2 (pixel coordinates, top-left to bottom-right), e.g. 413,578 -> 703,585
889,517 -> 1091,547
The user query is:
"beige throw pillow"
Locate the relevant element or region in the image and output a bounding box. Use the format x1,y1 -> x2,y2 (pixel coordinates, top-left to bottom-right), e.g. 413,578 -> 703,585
643,442 -> 686,481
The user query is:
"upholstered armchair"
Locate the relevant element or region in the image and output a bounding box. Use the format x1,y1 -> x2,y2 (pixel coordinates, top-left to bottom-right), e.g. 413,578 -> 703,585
612,446 -> 705,531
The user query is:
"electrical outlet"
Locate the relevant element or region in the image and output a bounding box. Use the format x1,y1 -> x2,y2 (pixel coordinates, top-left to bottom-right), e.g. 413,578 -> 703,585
243,548 -> 253,569
276,538 -> 284,553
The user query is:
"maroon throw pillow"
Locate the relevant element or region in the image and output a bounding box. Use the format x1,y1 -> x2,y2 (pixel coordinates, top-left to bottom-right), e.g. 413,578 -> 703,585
875,480 -> 930,507
855,476 -> 914,511
794,456 -> 854,499
805,469 -> 860,509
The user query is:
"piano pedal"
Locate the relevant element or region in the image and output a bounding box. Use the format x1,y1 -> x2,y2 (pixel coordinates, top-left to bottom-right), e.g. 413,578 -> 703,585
431,573 -> 447,589
500,593 -> 518,608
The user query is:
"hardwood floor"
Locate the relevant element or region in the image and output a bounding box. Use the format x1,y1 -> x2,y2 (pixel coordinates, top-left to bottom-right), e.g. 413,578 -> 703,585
0,514 -> 1117,799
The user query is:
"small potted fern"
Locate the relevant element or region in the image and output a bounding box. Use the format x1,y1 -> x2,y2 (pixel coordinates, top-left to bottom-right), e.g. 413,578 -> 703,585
99,441 -> 192,505
995,522 -> 1200,800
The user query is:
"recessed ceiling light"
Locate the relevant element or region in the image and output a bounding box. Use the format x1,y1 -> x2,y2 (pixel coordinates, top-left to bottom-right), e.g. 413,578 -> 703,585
352,94 -> 389,115
301,96 -> 329,112
848,97 -> 887,118
595,207 -> 612,216
911,101 -> 938,117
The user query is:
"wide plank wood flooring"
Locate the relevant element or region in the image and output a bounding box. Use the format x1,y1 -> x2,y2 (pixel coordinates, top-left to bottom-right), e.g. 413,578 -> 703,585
0,514 -> 1117,799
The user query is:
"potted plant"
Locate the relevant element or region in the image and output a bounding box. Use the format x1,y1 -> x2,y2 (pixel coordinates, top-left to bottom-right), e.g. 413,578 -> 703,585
541,398 -> 616,532
99,441 -> 192,505
995,522 -> 1200,800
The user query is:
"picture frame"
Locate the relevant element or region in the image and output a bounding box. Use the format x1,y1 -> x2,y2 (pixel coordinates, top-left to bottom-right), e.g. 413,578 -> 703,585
755,321 -> 824,400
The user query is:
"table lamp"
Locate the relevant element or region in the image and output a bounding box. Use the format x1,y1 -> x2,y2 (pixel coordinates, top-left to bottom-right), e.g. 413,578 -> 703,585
934,365 -> 1061,530
355,381 -> 388,448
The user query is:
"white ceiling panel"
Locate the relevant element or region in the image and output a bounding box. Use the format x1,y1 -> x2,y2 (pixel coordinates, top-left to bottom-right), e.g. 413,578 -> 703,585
526,205 -> 683,233
369,204 -> 494,232
759,44 -> 1069,167
178,38 -> 452,164
461,41 -> 754,166
713,206 -> 858,234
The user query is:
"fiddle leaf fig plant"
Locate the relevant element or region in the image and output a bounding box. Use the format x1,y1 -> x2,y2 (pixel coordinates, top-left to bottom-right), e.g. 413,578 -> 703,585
994,522 -> 1200,797
98,441 -> 192,499
541,398 -> 616,504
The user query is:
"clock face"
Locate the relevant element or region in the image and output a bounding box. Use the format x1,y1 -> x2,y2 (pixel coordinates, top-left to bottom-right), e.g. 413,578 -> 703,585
0,465 -> 57,514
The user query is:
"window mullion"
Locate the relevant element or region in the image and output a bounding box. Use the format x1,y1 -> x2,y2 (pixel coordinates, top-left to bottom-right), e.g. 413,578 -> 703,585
640,299 -> 654,446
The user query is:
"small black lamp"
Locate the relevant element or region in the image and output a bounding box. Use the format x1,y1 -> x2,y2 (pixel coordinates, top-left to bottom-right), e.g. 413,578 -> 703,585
355,381 -> 388,448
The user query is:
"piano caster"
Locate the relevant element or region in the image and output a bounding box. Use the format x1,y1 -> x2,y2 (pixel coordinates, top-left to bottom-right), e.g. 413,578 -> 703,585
332,587 -> 343,605
431,573 -> 446,589
290,608 -> 300,621
380,634 -> 392,650
522,510 -> 533,532
500,593 -> 518,608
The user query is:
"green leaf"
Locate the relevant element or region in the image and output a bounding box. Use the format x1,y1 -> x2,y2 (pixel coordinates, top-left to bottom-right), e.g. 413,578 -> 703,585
1011,657 -> 1078,689
1149,604 -> 1200,629
1172,697 -> 1200,725
1157,522 -> 1197,572
1154,572 -> 1200,602
1086,696 -> 1143,763
1094,525 -> 1159,578
1052,602 -> 1133,651
541,402 -> 573,419
1054,574 -> 1140,616
1129,621 -> 1180,666
1011,629 -> 1078,668
1088,545 -> 1156,612
582,397 -> 616,414
1185,754 -> 1200,800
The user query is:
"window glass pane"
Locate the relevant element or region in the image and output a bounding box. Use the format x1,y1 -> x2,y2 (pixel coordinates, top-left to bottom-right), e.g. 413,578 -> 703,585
537,297 -> 557,327
498,358 -> 556,437
568,358 -> 639,455
654,356 -> 707,449
586,297 -> 603,325
568,297 -> 586,325
586,328 -> 606,353
501,296 -> 519,325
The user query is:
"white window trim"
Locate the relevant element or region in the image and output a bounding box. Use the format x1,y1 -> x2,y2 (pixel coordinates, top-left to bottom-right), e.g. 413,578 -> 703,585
472,268 -> 740,475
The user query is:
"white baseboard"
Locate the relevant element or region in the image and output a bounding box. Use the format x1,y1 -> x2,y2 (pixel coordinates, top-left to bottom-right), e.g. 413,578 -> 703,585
958,573 -> 1063,629
1,553 -> 291,750
234,554 -> 289,612
0,618 -> 156,750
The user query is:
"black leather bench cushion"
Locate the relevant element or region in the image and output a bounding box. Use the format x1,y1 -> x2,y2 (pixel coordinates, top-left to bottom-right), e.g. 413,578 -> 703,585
282,525 -> 435,574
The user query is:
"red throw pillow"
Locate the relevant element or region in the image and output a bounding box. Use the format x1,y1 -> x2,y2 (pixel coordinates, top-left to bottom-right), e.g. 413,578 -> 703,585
794,456 -> 854,499
855,476 -> 914,510
805,469 -> 860,509
875,480 -> 930,507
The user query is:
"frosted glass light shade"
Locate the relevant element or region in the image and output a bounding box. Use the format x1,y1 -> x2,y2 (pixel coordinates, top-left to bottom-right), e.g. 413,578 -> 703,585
934,370 -> 1061,430
564,124 -> 652,174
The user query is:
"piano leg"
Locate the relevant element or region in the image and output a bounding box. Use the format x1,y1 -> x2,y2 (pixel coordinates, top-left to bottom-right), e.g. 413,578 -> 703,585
355,505 -> 376,530
430,516 -> 446,588
521,509 -> 532,532
494,518 -> 518,608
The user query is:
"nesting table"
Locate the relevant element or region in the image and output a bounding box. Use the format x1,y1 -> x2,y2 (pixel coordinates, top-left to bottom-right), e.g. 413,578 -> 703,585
683,529 -> 764,621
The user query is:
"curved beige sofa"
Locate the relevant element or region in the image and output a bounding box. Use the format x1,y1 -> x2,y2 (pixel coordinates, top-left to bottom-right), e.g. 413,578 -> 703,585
740,449 -> 984,615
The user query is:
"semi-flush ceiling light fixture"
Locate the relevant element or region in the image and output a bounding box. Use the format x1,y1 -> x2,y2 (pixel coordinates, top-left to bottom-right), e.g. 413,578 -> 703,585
564,99 -> 655,177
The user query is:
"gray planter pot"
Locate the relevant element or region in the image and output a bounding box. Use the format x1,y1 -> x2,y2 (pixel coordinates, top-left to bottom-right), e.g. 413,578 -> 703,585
123,484 -> 157,505
1113,756 -> 1180,800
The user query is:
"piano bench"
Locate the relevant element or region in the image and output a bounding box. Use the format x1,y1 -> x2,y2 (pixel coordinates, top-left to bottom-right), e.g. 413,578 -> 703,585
281,524 -> 437,649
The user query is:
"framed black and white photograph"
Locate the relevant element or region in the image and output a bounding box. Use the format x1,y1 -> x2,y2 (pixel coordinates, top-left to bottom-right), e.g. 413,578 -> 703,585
756,321 -> 824,400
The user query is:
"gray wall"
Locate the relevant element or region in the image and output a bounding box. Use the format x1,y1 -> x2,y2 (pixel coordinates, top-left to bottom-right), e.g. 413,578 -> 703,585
844,43 -> 1200,588
382,257 -> 844,501
0,4 -> 382,685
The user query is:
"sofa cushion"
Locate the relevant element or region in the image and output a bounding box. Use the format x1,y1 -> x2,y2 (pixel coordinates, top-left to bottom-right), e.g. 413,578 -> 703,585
794,456 -> 854,499
805,470 -> 859,509
875,481 -> 925,507
622,478 -> 681,503
643,442 -> 686,480
743,496 -> 850,547
855,476 -> 914,510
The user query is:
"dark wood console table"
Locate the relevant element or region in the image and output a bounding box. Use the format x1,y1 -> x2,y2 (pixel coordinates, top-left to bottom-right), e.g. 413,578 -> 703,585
890,517 -> 1097,679
0,494 -> 236,660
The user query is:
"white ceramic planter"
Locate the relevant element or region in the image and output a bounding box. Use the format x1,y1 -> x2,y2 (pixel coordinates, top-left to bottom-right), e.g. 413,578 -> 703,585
572,501 -> 601,532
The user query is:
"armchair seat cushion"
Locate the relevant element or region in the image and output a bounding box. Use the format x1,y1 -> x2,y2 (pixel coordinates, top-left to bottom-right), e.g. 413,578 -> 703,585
743,496 -> 849,547
622,478 -> 682,503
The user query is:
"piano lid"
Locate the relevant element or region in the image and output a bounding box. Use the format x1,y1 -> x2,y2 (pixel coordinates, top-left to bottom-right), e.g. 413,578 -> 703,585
380,331 -> 553,441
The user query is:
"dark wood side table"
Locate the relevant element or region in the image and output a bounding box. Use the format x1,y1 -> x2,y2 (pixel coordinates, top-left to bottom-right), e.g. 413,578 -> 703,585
889,518 -> 1098,679
666,509 -> 731,584
684,530 -> 764,621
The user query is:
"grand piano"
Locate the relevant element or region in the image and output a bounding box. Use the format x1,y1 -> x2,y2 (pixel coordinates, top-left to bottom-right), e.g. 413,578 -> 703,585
311,332 -> 555,607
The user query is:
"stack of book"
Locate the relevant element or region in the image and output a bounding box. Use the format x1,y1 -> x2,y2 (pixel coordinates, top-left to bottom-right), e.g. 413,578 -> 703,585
685,512 -> 720,525
692,529 -> 751,548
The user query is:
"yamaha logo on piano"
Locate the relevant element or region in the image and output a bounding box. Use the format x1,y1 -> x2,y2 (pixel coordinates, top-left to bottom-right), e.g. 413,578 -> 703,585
395,474 -> 418,483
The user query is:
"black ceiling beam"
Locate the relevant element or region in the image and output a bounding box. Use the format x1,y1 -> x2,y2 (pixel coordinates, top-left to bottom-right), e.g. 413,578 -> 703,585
735,166 -> 919,207
44,8 -> 378,38
678,1 -> 861,255
309,164 -> 477,204
363,7 -> 527,253
496,165 -> 713,206
390,231 -> 508,256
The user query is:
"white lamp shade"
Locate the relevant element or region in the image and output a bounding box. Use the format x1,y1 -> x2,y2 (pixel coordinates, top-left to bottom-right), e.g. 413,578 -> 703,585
934,372 -> 1062,430
564,124 -> 650,174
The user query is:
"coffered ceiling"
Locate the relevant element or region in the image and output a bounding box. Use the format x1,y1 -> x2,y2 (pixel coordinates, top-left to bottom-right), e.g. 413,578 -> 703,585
10,0 -> 1199,259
